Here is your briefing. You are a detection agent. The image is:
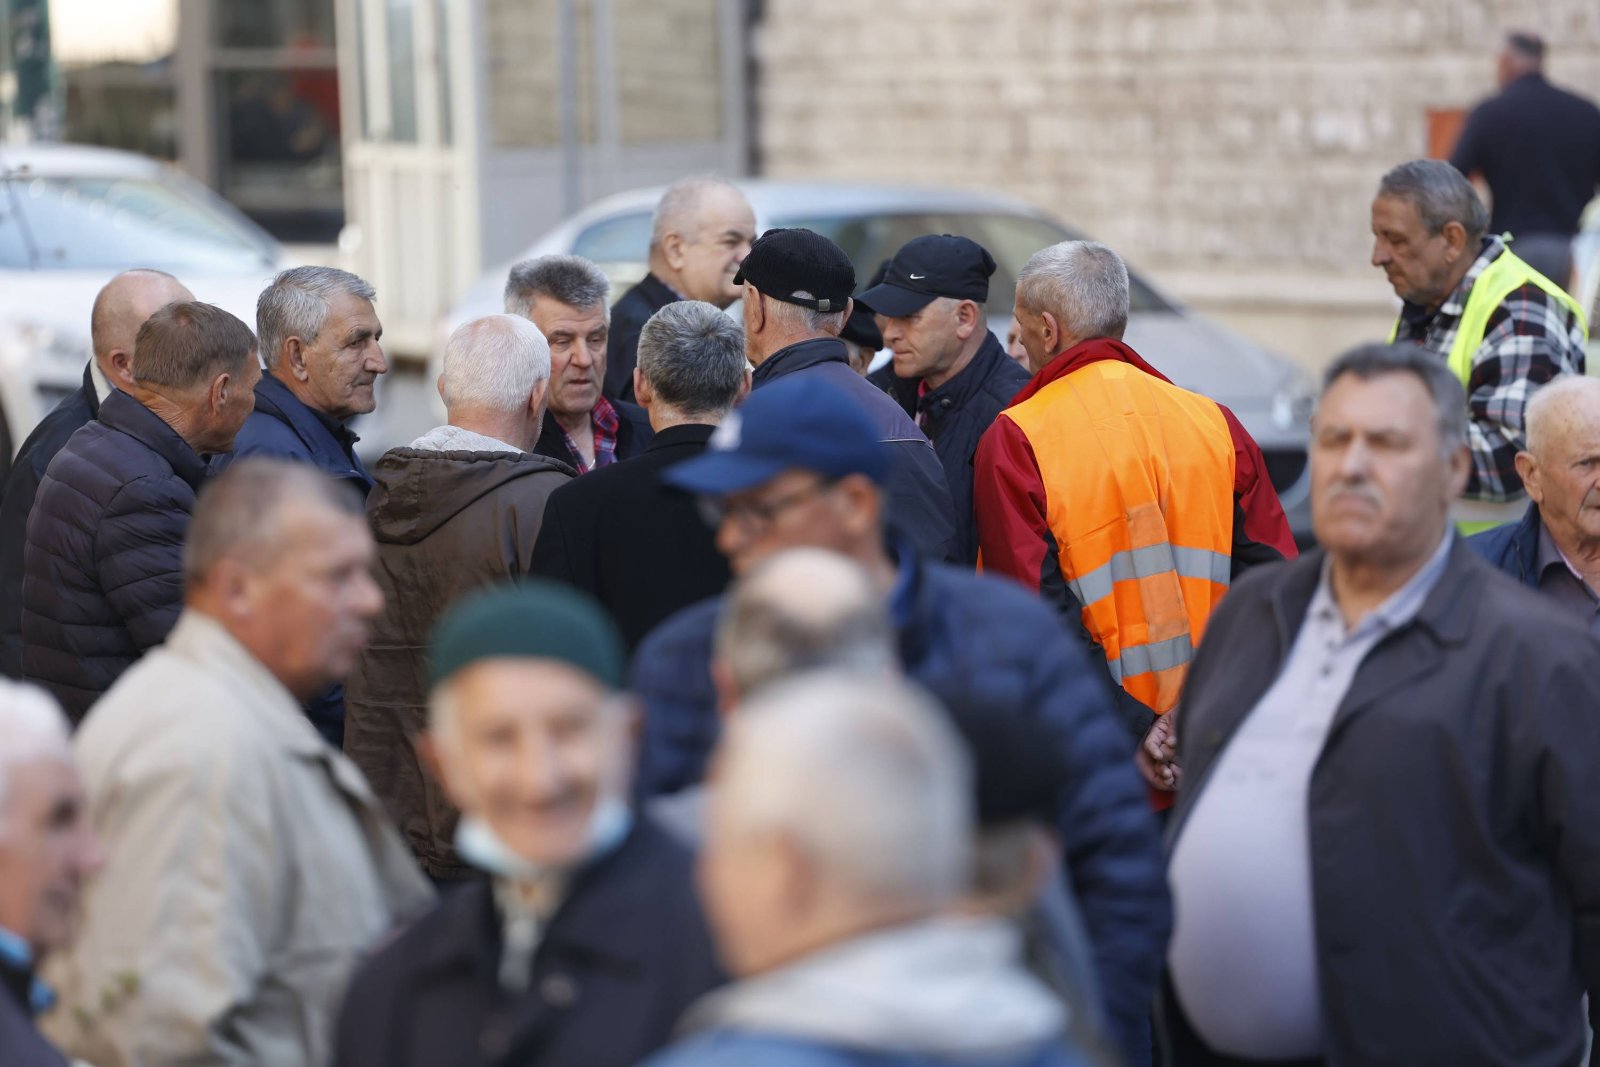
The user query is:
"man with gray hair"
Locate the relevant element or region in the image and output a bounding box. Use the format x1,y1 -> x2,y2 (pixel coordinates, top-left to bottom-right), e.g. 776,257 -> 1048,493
975,240 -> 1293,790
345,314 -> 576,879
505,254 -> 654,474
642,672 -> 1093,1067
533,300 -> 745,648
0,680 -> 102,1066
1469,374 -> 1600,633
1374,159 -> 1586,526
605,176 -> 755,402
1165,342 -> 1600,1063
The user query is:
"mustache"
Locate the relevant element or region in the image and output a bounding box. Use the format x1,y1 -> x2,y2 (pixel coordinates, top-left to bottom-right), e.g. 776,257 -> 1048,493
1324,483 -> 1383,508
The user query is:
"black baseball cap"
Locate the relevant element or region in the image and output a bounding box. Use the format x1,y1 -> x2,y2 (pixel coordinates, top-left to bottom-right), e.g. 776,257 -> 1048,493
857,234 -> 997,318
733,228 -> 856,313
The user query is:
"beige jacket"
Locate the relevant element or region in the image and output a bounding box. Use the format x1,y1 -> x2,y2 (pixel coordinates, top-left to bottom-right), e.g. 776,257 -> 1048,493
42,610 -> 433,1066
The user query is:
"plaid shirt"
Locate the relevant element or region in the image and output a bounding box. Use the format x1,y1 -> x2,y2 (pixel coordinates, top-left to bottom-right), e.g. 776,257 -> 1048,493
562,395 -> 621,473
1395,235 -> 1586,502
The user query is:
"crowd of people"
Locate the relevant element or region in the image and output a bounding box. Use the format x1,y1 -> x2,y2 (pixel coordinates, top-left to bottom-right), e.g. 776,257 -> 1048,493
0,30 -> 1599,1067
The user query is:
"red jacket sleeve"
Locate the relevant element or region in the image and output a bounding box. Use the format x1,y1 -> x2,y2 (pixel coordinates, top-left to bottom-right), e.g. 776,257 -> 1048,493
1217,405 -> 1297,568
973,414 -> 1055,592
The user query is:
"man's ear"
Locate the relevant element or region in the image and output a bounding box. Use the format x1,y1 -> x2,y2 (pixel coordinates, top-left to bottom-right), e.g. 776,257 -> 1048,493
436,373 -> 447,405
633,368 -> 654,408
528,378 -> 549,424
414,732 -> 458,803
955,299 -> 982,340
661,232 -> 688,272
210,370 -> 232,414
711,657 -> 741,718
1514,451 -> 1542,503
1040,310 -> 1062,356
106,347 -> 137,392
735,367 -> 753,406
1441,220 -> 1470,260
746,290 -> 768,334
283,337 -> 312,382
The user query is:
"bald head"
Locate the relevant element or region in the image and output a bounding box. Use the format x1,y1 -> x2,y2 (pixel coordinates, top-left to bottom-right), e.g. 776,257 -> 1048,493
1525,377 -> 1600,458
90,269 -> 194,391
649,176 -> 755,308
1515,377 -> 1600,557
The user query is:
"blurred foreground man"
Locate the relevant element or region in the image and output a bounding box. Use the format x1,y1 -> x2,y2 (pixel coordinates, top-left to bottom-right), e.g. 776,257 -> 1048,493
335,583 -> 723,1067
0,268 -> 192,678
0,681 -> 102,1067
1165,344 -> 1600,1065
346,314 -> 574,880
642,673 -> 1091,1067
46,460 -> 431,1066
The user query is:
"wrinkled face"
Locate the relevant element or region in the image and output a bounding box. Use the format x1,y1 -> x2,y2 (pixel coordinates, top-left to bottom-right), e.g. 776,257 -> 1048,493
1011,301 -> 1055,373
1523,404 -> 1600,548
299,291 -> 386,420
0,755 -> 103,957
527,295 -> 608,420
243,503 -> 384,699
435,660 -> 627,868
1370,195 -> 1464,309
673,187 -> 757,307
711,469 -> 858,577
1005,316 -> 1030,366
1311,372 -> 1466,566
882,299 -> 966,382
697,750 -> 795,977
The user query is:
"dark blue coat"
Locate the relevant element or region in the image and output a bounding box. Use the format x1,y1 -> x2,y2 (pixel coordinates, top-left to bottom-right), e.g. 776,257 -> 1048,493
20,391 -> 207,723
0,957 -> 67,1067
333,815 -> 725,1067
224,372 -> 372,745
1466,501 -> 1542,588
631,549 -> 1169,1064
0,363 -> 100,678
752,338 -> 959,563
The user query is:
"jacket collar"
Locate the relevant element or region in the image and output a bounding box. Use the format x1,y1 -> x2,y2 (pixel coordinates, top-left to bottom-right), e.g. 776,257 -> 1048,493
253,373 -> 366,478
81,361 -> 105,417
916,331 -> 1012,414
1011,336 -> 1172,406
751,337 -> 850,387
636,272 -> 684,309
95,391 -> 209,491
645,423 -> 716,453
1506,501 -> 1545,585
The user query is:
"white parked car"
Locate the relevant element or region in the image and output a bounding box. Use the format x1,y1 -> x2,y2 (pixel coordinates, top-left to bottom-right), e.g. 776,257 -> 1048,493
440,181 -> 1316,537
0,143 -> 286,478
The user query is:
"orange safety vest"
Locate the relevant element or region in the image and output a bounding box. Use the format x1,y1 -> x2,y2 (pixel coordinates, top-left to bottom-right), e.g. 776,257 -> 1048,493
1000,360 -> 1237,712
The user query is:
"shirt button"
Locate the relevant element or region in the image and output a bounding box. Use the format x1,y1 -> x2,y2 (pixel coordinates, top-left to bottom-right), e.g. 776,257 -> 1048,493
541,972 -> 579,1008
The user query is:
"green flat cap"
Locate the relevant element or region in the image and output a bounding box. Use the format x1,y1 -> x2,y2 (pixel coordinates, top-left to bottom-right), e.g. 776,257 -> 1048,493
428,580 -> 626,690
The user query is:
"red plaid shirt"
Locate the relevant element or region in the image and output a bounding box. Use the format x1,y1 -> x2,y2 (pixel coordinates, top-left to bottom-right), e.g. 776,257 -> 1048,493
563,396 -> 621,473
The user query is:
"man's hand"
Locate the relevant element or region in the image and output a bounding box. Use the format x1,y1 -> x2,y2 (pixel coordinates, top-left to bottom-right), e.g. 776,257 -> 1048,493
1135,711 -> 1180,792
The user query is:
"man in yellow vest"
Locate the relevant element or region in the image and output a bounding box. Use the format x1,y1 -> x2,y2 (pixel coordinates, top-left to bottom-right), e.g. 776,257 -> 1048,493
1375,159 -> 1587,529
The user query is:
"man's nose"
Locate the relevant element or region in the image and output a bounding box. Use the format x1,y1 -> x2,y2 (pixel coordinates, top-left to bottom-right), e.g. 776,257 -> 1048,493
571,341 -> 596,368
368,340 -> 389,376
1371,240 -> 1391,268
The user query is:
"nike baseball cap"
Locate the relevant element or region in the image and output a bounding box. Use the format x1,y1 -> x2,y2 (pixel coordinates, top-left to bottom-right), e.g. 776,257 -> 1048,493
856,234 -> 997,318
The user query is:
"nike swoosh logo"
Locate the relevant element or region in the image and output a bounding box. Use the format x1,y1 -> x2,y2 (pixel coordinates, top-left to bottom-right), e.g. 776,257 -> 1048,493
908,273 -> 926,280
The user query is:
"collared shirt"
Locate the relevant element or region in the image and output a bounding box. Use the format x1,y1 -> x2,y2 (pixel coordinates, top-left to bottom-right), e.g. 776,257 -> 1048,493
1168,531 -> 1454,1060
310,404 -> 364,465
1536,524 -> 1600,636
1394,235 -> 1586,501
88,360 -> 113,405
563,396 -> 621,473
0,925 -> 53,1014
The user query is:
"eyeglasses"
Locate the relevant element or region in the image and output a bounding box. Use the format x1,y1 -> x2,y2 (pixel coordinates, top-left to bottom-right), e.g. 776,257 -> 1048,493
697,478 -> 836,535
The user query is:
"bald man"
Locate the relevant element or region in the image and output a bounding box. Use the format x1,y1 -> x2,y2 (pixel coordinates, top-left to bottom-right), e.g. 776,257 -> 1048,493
0,269 -> 193,678
1469,375 -> 1600,634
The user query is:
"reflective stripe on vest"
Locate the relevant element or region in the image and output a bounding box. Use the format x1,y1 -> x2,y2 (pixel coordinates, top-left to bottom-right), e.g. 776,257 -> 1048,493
1001,360 -> 1236,713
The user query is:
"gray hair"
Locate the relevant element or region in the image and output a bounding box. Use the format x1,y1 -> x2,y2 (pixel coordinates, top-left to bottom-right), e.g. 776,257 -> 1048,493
504,255 -> 610,319
1322,343 -> 1470,457
0,680 -> 71,834
256,266 -> 377,370
441,314 -> 551,413
184,458 -> 365,587
1016,241 -> 1130,343
761,289 -> 849,337
651,175 -> 744,251
636,301 -> 747,416
1524,375 -> 1600,457
715,672 -> 972,909
1377,160 -> 1490,243
715,549 -> 896,697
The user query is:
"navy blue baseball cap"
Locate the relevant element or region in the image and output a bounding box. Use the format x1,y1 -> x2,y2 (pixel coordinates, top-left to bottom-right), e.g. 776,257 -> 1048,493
857,234 -> 997,318
662,377 -> 889,495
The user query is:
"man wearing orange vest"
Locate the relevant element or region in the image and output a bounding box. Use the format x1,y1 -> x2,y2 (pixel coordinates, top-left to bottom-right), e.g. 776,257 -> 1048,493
973,241 -> 1296,793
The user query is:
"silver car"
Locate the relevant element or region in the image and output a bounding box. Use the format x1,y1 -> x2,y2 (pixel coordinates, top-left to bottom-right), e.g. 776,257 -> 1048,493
441,181 -> 1315,537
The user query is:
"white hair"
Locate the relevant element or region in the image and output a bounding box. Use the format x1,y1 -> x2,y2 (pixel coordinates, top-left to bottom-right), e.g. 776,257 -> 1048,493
1016,240 -> 1129,342
0,681 -> 72,837
716,672 -> 971,909
651,175 -> 745,251
1524,375 -> 1600,457
440,314 -> 551,413
256,265 -> 376,370
763,290 -> 848,337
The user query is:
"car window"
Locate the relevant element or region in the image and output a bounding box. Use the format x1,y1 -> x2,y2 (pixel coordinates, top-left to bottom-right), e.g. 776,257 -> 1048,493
0,173 -> 277,273
572,210 -> 654,292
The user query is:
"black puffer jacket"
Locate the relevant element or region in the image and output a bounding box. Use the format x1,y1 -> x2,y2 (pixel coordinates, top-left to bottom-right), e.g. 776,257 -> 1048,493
20,391 -> 208,722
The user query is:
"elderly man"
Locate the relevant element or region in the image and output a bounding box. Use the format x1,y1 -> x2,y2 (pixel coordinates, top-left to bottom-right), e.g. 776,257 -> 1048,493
1164,344 -> 1600,1065
633,376 -> 1166,1065
859,234 -> 1031,563
737,227 -> 958,562
1469,375 -> 1600,631
605,176 -> 755,402
642,673 -> 1092,1067
346,314 -> 575,880
45,459 -> 431,1066
1374,159 -> 1587,526
1451,32 -> 1600,285
0,269 -> 193,679
533,301 -> 745,649
21,301 -> 259,722
334,582 -> 723,1067
975,241 -> 1294,770
505,255 -> 653,473
0,681 -> 102,1066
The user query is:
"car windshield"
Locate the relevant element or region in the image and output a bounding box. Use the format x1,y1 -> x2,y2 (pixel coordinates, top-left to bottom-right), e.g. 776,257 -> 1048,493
0,171 -> 278,273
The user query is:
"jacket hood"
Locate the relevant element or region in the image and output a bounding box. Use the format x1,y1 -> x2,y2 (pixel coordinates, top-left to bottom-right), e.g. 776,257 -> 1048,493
367,446 -> 574,544
681,916 -> 1065,1056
